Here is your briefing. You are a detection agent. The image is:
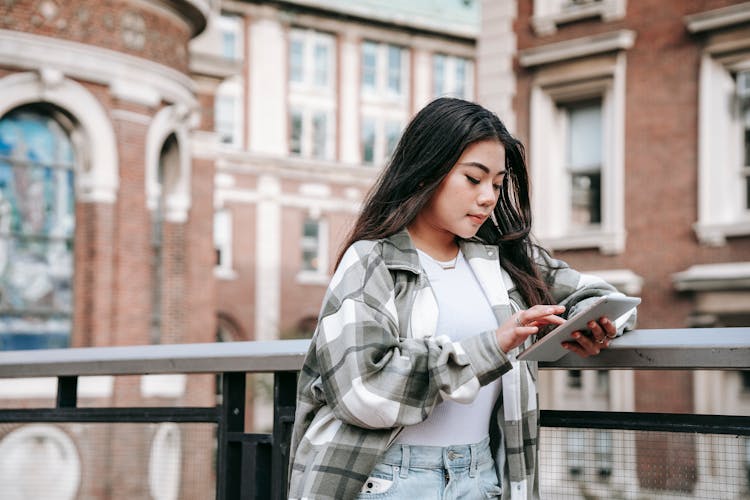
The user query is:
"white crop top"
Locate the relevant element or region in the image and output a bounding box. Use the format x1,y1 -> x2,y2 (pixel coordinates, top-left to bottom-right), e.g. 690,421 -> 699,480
393,249 -> 502,447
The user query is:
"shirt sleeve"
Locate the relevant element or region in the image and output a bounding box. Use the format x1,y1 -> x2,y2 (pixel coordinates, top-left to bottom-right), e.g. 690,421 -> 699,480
313,244 -> 512,430
536,250 -> 637,336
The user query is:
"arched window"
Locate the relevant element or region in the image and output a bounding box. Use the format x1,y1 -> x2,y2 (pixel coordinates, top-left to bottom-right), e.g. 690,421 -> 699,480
150,133 -> 179,344
0,105 -> 77,350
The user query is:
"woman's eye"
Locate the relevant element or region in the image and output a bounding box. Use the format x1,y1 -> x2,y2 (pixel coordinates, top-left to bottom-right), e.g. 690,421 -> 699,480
466,176 -> 480,185
493,184 -> 502,191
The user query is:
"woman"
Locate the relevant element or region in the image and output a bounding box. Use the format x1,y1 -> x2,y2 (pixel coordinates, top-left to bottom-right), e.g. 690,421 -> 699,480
288,98 -> 634,499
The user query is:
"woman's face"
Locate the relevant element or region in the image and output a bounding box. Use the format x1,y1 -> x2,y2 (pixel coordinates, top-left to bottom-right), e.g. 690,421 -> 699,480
416,139 -> 506,241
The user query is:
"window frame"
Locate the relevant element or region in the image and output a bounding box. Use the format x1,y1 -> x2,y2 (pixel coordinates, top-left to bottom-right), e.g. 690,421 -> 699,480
693,56 -> 750,245
528,53 -> 627,254
360,40 -> 410,102
287,28 -> 337,161
297,216 -> 329,284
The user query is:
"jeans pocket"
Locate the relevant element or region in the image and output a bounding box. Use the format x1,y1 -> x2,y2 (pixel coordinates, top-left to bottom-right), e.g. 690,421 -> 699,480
356,463 -> 399,498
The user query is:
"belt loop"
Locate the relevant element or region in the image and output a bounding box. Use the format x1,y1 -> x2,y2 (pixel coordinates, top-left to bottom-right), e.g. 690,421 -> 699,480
399,444 -> 410,479
469,443 -> 478,478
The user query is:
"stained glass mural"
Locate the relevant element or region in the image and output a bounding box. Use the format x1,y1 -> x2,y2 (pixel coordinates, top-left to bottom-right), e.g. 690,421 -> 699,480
0,107 -> 75,350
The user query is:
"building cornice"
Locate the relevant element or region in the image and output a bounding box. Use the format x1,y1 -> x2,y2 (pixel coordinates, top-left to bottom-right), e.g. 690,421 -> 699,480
224,0 -> 476,43
519,29 -> 636,68
159,0 -> 211,37
0,30 -> 197,108
215,150 -> 380,186
684,2 -> 750,34
673,262 -> 750,291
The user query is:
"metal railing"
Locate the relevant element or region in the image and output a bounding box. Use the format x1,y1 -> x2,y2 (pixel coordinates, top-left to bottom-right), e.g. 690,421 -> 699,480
0,328 -> 748,499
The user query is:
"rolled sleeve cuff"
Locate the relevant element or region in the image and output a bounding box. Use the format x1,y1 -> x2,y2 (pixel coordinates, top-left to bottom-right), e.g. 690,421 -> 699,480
459,329 -> 512,386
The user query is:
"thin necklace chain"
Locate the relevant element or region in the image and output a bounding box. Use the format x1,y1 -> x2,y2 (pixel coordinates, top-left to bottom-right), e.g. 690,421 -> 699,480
421,249 -> 460,270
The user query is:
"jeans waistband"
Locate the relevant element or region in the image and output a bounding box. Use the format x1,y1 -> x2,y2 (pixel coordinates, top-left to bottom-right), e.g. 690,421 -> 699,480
380,435 -> 492,478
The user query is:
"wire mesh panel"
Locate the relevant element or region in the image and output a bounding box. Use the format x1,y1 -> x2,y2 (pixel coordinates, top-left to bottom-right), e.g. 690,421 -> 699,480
0,422 -> 217,500
540,428 -> 750,499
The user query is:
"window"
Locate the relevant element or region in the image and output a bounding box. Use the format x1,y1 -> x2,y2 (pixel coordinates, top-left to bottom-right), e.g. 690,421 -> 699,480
360,40 -> 409,166
523,34 -> 631,253
567,101 -> 603,229
567,370 -> 582,389
687,7 -> 750,244
314,42 -> 330,87
432,54 -> 474,100
594,431 -> 613,479
360,116 -> 403,166
214,209 -> 234,279
387,45 -> 403,94
287,28 -> 336,160
300,218 -> 326,275
566,430 -> 585,477
0,106 -> 76,350
362,42 -> 378,91
360,41 -> 409,99
566,430 -> 613,481
288,29 -> 334,90
596,370 -> 610,394
361,118 -> 376,165
218,15 -> 242,61
289,111 -> 303,156
288,108 -> 333,160
739,71 -> 750,212
289,38 -> 304,83
215,78 -> 243,148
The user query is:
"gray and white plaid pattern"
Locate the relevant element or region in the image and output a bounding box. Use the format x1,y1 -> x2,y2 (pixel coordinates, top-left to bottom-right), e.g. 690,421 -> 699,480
288,230 -> 633,499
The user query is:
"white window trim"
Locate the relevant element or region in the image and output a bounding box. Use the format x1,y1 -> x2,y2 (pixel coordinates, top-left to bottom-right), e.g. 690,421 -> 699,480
527,50 -> 628,254
673,261 -> 750,292
693,53 -> 750,245
531,0 -> 627,36
296,216 -> 329,284
587,268 -> 643,295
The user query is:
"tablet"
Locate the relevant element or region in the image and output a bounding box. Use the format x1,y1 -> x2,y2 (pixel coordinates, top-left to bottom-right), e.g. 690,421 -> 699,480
516,295 -> 640,362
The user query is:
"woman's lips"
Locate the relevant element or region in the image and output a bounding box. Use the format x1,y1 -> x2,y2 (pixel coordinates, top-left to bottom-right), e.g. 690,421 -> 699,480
468,214 -> 487,224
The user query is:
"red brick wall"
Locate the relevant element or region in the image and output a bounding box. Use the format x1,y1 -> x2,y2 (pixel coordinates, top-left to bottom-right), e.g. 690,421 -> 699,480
514,0 -> 750,491
1,0 -> 191,72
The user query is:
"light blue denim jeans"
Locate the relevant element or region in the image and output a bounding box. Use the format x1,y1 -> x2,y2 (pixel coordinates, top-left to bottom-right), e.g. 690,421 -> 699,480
356,436 -> 502,499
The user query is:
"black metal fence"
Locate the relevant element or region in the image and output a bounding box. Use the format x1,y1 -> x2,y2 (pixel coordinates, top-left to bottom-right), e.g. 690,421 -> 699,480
0,328 -> 748,499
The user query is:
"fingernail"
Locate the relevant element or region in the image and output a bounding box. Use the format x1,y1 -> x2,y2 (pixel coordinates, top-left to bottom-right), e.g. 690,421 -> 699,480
588,321 -> 596,328
573,333 -> 580,339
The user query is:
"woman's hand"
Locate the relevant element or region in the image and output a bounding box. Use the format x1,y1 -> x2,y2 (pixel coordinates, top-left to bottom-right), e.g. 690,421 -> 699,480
561,316 -> 617,357
496,305 -> 566,353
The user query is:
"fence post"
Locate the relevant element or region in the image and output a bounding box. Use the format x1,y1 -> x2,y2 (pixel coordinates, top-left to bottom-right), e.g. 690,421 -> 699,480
216,372 -> 246,500
272,371 -> 298,500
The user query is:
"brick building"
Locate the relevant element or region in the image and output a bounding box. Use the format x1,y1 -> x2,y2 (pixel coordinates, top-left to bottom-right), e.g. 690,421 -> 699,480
478,0 -> 750,496
0,0 -> 217,498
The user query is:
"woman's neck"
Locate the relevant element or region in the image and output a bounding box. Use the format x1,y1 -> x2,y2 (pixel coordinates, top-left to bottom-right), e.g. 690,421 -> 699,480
406,222 -> 458,261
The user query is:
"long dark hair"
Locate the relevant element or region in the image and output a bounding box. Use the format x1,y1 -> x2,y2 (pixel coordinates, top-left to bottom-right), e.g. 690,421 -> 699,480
339,97 -> 553,307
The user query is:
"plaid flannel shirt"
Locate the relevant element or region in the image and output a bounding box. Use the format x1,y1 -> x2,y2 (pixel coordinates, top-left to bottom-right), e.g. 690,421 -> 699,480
288,230 -> 631,499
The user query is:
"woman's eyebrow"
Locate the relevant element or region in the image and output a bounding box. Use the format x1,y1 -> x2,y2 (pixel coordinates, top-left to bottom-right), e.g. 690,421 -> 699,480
458,162 -> 506,176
